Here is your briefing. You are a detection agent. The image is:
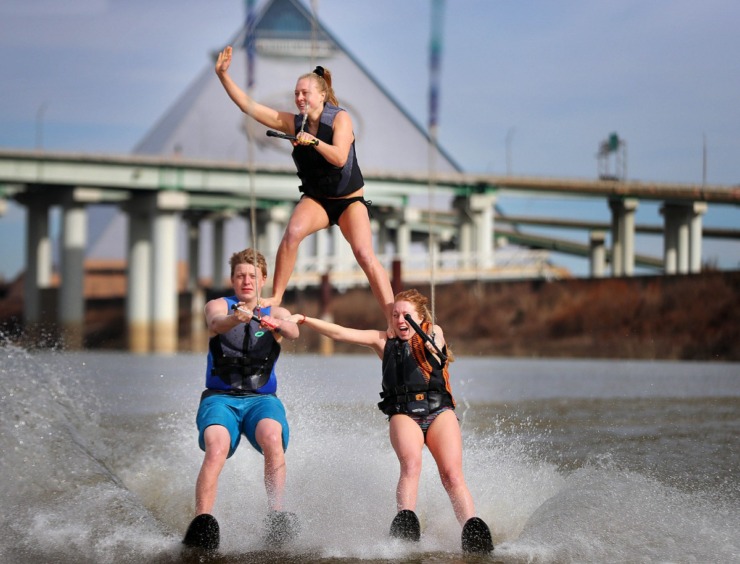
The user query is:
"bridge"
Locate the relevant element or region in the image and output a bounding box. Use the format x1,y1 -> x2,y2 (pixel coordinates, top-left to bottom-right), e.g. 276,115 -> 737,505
1,148 -> 738,352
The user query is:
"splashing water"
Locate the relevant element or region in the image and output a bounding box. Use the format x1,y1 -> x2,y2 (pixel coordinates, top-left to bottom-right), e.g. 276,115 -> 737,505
0,348 -> 738,563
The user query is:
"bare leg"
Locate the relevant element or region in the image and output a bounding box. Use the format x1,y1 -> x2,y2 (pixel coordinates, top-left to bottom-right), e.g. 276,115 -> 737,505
425,410 -> 476,525
337,202 -> 394,331
255,418 -> 287,512
389,414 -> 425,512
267,198 -> 328,306
195,425 -> 230,515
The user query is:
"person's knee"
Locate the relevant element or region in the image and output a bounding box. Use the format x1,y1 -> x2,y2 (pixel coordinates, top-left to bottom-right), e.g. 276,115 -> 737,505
398,455 -> 423,478
203,443 -> 229,468
439,467 -> 465,491
256,421 -> 284,454
352,244 -> 377,268
282,222 -> 308,248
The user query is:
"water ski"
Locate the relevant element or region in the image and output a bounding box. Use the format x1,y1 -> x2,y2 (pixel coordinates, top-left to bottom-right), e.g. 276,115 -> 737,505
182,513 -> 220,551
389,509 -> 421,542
461,516 -> 494,554
263,510 -> 300,547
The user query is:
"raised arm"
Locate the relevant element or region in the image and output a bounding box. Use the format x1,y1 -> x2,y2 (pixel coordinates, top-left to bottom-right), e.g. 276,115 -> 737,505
290,314 -> 386,358
215,46 -> 295,134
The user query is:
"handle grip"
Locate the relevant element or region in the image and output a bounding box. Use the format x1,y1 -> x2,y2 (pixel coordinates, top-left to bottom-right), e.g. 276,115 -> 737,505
403,314 -> 448,363
266,130 -> 318,146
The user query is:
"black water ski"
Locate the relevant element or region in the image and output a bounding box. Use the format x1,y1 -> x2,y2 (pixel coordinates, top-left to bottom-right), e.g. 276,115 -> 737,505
389,509 -> 421,542
263,511 -> 300,547
461,516 -> 494,554
182,514 -> 220,551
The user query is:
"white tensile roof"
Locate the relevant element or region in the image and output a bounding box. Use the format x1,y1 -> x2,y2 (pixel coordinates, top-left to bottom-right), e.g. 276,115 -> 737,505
133,0 -> 462,176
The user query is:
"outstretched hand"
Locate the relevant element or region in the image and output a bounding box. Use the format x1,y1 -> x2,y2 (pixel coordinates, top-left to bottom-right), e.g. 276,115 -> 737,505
215,46 -> 233,75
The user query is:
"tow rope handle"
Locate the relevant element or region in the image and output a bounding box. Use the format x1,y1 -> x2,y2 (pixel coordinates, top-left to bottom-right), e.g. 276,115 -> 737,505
403,314 -> 447,363
231,304 -> 281,333
231,304 -> 262,324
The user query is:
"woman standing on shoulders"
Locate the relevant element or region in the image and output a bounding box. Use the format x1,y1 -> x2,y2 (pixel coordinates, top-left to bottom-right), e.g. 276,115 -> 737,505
215,45 -> 395,335
289,289 -> 494,554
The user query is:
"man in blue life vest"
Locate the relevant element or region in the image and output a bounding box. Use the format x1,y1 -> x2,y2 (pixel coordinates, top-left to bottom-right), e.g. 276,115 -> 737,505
183,248 -> 301,551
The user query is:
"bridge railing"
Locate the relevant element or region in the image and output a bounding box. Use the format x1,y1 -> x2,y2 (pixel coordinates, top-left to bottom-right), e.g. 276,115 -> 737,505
281,247 -> 558,291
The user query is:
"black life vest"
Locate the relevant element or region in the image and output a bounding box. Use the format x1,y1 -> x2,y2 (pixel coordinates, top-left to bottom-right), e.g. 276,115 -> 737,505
291,104 -> 363,198
378,325 -> 455,416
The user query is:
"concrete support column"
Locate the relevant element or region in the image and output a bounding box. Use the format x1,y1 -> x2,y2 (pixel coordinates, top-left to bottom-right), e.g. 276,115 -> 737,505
22,198 -> 52,325
264,204 -> 291,291
254,209 -> 269,255
150,192 -> 187,354
332,226 -> 353,290
376,215 -> 391,261
186,214 -> 206,351
59,194 -> 88,349
211,215 -> 226,291
661,204 -> 678,274
452,196 -> 473,269
589,230 -> 607,278
661,202 -> 698,275
458,221 -> 473,269
370,218 -> 386,268
265,204 -> 290,252
608,197 -> 639,276
677,211 -> 690,274
126,196 -> 153,353
395,208 -> 418,266
315,228 -> 328,274
689,202 -> 708,273
469,193 -> 497,270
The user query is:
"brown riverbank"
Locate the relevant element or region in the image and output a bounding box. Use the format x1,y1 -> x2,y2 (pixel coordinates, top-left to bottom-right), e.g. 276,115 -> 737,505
1,269 -> 738,360
284,270 -> 740,361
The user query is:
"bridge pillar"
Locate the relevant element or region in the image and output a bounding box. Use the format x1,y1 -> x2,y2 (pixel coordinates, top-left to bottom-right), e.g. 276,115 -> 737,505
376,217 -> 391,260
314,228 -> 329,275
458,220 -> 473,270
333,225 -> 354,290
608,197 -> 638,276
689,202 -> 708,273
17,194 -> 52,328
264,204 -> 291,291
125,196 -> 153,353
395,208 -> 419,266
589,230 -> 607,278
211,214 -> 227,291
58,190 -> 91,349
661,201 -> 706,275
151,192 -> 187,353
470,193 -> 497,270
186,213 -> 207,351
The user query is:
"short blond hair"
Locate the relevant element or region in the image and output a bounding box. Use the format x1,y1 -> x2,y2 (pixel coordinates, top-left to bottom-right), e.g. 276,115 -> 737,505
229,248 -> 267,278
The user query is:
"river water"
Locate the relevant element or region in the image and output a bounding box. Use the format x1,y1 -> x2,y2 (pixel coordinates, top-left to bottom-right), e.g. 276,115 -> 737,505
0,345 -> 738,563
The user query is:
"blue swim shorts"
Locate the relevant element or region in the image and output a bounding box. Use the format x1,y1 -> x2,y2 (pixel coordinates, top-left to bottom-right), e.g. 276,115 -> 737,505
196,393 -> 289,458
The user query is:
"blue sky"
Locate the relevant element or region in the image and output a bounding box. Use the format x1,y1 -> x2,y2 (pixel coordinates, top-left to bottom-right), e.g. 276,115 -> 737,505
1,0 -> 738,279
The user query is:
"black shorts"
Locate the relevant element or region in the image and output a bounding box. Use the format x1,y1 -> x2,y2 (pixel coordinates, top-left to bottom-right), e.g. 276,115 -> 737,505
302,195 -> 372,226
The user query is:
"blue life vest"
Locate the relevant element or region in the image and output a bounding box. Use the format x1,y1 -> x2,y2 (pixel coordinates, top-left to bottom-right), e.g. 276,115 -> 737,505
205,297 -> 280,395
